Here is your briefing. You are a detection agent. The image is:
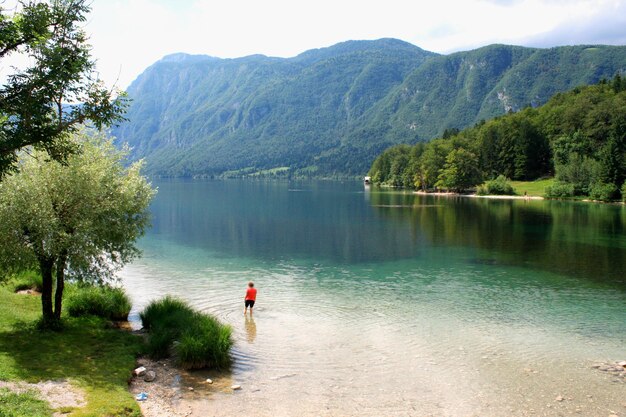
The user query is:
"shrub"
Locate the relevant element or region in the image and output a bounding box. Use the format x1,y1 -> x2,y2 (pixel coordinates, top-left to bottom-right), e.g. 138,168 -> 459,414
140,296 -> 233,369
477,175 -> 515,195
175,314 -> 233,369
544,182 -> 575,198
139,295 -> 195,331
67,286 -> 132,321
11,271 -> 44,292
589,182 -> 619,202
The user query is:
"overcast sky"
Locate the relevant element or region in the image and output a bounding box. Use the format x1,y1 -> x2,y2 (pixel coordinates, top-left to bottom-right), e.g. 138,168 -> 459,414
20,0 -> 626,88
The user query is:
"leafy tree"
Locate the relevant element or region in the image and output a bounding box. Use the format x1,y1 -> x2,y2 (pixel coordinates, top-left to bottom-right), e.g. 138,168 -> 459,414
0,130 -> 155,326
589,182 -> 620,202
0,0 -> 127,177
436,148 -> 482,192
418,139 -> 450,190
554,153 -> 598,195
442,127 -> 460,139
388,153 -> 409,186
596,136 -> 625,188
612,73 -> 625,93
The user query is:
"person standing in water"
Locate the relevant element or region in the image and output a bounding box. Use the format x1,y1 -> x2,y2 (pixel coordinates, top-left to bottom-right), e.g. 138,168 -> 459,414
244,281 -> 257,315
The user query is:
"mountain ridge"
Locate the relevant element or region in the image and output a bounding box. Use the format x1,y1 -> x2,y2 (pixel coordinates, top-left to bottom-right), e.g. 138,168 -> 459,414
113,39 -> 626,177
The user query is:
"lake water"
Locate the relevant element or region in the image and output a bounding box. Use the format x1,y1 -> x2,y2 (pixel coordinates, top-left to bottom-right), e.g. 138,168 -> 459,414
121,179 -> 626,417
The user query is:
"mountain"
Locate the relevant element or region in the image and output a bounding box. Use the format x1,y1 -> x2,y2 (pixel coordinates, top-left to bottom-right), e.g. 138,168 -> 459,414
113,40 -> 626,177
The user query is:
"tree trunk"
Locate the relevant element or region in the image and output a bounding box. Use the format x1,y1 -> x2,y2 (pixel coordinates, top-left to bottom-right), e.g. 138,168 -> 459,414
39,258 -> 55,324
54,253 -> 67,320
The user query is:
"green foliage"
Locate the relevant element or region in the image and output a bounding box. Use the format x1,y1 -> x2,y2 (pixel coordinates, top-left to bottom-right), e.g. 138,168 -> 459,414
9,271 -> 43,293
0,130 -> 155,325
175,316 -> 233,370
0,389 -> 52,417
0,285 -> 142,416
140,297 -> 233,369
477,175 -> 516,195
369,75 -> 626,201
589,182 -> 620,202
622,181 -> 626,202
436,148 -> 482,192
113,41 -> 626,177
67,286 -> 132,321
0,0 -> 128,176
140,295 -> 195,331
545,182 -> 575,198
554,153 -> 598,195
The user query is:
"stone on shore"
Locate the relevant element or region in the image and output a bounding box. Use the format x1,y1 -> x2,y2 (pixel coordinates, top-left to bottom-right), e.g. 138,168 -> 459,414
144,371 -> 156,382
134,366 -> 147,377
206,378 -> 213,384
231,385 -> 242,391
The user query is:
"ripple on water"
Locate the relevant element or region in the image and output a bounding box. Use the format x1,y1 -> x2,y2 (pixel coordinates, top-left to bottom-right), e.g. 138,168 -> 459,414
120,256 -> 626,416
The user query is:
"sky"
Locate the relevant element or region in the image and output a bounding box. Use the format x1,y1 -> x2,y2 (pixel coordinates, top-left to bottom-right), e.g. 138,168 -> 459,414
8,0 -> 626,88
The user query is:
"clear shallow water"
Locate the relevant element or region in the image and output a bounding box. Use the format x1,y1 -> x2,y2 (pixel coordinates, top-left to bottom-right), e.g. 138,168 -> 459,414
121,180 -> 626,416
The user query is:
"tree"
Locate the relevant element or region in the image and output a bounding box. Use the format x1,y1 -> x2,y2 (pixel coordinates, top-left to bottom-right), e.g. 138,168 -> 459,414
0,130 -> 155,326
0,0 -> 127,177
419,139 -> 450,190
436,148 -> 482,192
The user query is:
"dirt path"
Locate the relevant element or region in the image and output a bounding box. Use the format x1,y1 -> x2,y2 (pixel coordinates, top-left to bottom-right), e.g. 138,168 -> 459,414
0,380 -> 85,416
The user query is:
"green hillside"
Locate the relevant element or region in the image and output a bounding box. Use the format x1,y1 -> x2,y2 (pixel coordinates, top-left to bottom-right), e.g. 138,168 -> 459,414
368,76 -> 626,201
112,40 -> 626,177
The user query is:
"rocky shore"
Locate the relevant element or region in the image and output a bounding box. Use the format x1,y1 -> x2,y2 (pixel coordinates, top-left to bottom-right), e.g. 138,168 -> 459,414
129,357 -> 238,417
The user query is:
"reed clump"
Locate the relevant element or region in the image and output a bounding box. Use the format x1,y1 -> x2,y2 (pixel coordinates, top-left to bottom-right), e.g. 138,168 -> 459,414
140,296 -> 232,370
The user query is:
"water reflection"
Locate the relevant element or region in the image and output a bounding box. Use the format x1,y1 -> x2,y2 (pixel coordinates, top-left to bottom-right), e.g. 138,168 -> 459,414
368,190 -> 626,286
244,315 -> 256,343
147,179 -> 626,287
149,179 -> 421,263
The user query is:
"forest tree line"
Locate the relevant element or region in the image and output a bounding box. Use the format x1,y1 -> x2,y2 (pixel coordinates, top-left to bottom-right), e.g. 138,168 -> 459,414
368,75 -> 626,201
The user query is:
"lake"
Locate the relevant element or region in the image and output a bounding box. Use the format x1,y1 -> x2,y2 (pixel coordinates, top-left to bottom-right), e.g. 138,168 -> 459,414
121,179 -> 626,416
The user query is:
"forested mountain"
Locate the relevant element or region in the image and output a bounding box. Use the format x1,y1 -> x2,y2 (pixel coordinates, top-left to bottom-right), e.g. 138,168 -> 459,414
368,76 -> 626,201
113,39 -> 626,177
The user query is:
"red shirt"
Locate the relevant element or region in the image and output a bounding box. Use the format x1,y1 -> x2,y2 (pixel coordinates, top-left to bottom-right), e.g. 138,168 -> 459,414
245,288 -> 257,301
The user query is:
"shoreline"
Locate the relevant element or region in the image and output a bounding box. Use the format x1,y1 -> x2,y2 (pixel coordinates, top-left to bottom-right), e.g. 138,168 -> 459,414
414,190 -> 544,200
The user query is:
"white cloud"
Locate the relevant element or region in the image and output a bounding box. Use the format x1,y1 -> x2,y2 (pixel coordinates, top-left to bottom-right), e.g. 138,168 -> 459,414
70,0 -> 626,88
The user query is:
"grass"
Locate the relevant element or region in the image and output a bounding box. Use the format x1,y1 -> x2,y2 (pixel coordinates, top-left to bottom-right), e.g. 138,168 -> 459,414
0,388 -> 52,417
66,286 -> 132,321
0,284 -> 142,417
8,272 -> 43,293
140,296 -> 233,370
510,178 -> 555,197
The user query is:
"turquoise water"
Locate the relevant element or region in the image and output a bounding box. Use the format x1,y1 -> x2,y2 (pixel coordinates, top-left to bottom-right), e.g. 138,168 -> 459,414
121,180 -> 626,416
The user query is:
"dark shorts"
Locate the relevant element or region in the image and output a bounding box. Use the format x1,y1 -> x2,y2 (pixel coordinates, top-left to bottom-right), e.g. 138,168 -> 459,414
245,300 -> 255,308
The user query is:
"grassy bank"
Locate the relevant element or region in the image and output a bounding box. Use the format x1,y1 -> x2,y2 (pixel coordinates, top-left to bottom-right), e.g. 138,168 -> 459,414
141,296 -> 233,370
510,178 -> 554,197
0,284 -> 142,417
